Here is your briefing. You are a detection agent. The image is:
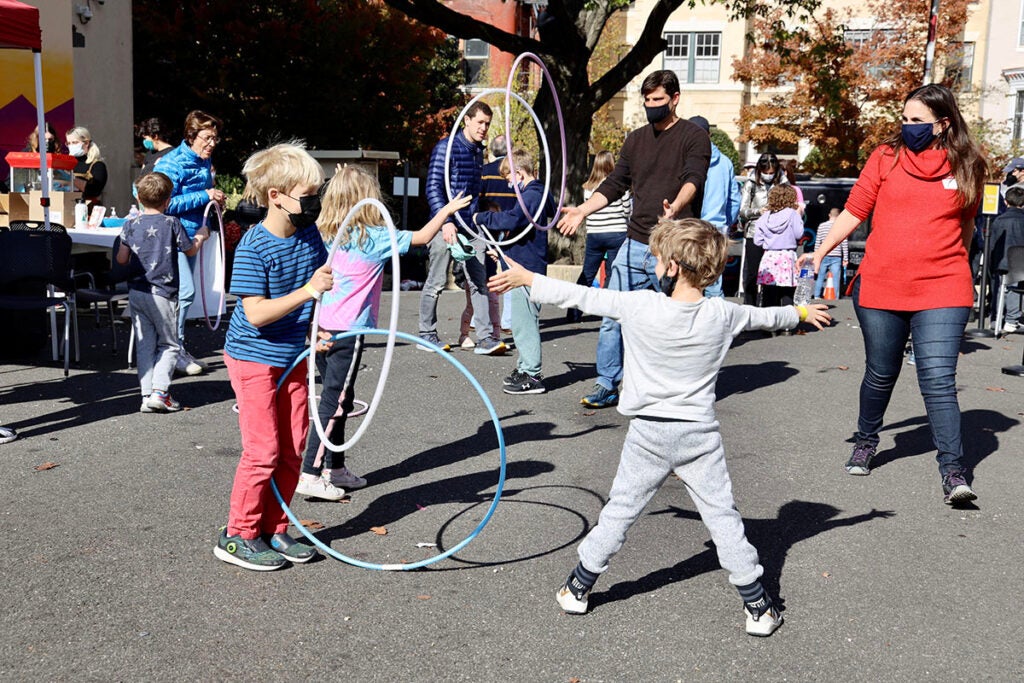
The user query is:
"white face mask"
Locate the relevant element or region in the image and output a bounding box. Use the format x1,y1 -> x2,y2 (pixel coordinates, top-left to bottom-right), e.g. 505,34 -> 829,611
67,142 -> 85,157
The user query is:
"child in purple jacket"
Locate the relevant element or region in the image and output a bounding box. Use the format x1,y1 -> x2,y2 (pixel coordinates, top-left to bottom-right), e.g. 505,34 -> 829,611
753,185 -> 804,308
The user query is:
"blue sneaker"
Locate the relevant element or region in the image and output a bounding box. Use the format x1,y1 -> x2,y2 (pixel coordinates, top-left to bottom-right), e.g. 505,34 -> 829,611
473,338 -> 507,355
264,532 -> 317,563
213,528 -> 286,571
581,384 -> 618,408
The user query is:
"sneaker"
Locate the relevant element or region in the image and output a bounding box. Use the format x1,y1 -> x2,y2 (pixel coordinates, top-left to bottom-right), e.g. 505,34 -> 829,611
556,583 -> 588,615
581,384 -> 618,409
213,528 -> 287,571
0,425 -> 17,445
145,392 -> 182,413
326,467 -> 367,490
1003,322 -> 1019,335
459,335 -> 476,349
504,373 -> 546,395
502,369 -> 528,388
473,338 -> 508,355
140,398 -> 154,414
844,441 -> 876,476
417,333 -> 451,352
906,348 -> 916,366
175,351 -> 203,376
744,596 -> 783,637
264,532 -> 317,563
294,473 -> 346,501
941,470 -> 977,505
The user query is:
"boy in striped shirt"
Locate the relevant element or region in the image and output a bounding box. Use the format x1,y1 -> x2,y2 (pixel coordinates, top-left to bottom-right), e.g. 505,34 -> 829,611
214,142 -> 333,572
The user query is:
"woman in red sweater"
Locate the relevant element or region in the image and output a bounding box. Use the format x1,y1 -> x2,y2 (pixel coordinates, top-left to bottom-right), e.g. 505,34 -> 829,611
805,84 -> 987,506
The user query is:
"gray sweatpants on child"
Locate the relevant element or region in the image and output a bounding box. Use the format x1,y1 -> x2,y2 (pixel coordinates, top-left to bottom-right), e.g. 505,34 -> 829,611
578,417 -> 763,588
129,289 -> 180,397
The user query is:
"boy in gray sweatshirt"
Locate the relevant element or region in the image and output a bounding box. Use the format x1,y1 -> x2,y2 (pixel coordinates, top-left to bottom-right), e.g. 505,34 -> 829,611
489,218 -> 831,636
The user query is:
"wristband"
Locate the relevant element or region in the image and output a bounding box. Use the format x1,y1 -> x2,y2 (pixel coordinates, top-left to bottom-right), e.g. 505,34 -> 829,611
796,305 -> 808,322
303,283 -> 322,301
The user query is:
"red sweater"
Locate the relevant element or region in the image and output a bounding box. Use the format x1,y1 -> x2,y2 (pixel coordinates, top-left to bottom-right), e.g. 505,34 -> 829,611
845,145 -> 975,311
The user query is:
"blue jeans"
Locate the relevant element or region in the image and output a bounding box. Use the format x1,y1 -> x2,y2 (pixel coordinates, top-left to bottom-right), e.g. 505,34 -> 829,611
852,279 -> 969,476
704,275 -> 724,298
582,231 -> 627,286
177,252 -> 197,344
814,256 -> 842,298
594,238 -> 659,390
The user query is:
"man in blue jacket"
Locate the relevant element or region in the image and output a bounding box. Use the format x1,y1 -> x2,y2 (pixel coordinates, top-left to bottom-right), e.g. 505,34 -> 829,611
418,101 -> 506,355
689,116 -> 740,298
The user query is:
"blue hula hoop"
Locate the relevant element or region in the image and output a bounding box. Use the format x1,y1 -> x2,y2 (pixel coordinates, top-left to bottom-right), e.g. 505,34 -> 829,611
269,329 -> 507,571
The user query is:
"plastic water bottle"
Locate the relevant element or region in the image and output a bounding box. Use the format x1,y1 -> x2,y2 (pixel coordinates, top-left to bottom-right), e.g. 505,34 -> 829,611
793,262 -> 816,306
74,199 -> 88,229
126,204 -> 140,220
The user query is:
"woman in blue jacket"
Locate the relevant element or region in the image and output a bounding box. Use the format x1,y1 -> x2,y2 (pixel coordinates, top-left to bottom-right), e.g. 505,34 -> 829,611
154,110 -> 226,376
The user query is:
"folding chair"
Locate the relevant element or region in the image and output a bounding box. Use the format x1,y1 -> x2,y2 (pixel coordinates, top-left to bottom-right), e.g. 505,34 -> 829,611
998,246 -> 1024,377
73,236 -> 131,352
0,229 -> 77,376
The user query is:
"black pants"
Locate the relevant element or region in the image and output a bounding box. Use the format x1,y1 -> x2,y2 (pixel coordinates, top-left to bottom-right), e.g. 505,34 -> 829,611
302,334 -> 363,475
743,238 -> 764,306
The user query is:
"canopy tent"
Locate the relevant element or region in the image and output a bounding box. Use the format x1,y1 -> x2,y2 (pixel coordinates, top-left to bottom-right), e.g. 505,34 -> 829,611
0,0 -> 51,228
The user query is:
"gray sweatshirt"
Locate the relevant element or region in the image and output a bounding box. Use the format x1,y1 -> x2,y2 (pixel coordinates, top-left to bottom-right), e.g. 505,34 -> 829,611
530,275 -> 799,421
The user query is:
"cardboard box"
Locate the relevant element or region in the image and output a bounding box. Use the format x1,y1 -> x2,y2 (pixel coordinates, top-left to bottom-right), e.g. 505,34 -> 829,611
1,191 -> 82,228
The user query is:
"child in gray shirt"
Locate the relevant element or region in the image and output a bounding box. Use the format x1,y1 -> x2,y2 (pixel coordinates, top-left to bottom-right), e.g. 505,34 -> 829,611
117,172 -> 207,413
489,217 -> 831,636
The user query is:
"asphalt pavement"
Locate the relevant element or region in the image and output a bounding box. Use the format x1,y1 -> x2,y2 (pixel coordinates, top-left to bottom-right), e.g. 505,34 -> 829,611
2,291 -> 1022,682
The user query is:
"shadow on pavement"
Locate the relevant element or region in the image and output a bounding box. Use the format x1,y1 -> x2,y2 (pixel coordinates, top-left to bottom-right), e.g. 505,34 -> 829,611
716,361 -> 798,401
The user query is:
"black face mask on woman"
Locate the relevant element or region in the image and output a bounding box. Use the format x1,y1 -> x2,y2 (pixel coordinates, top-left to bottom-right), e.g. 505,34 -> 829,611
282,193 -> 321,229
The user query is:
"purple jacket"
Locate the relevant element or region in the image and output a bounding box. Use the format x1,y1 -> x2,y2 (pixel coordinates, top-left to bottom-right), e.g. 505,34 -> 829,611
753,207 -> 803,250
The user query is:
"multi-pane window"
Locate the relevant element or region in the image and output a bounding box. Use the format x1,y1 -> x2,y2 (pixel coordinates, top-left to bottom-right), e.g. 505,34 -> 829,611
1019,0 -> 1024,46
945,42 -> 975,92
463,38 -> 489,87
845,29 -> 897,80
663,32 -> 721,84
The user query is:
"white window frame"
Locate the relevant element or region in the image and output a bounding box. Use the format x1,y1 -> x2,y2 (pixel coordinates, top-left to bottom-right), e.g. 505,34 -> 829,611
663,31 -> 721,84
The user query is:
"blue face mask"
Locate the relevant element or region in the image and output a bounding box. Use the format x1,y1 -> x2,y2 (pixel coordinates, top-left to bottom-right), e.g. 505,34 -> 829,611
901,122 -> 937,153
142,139 -> 155,152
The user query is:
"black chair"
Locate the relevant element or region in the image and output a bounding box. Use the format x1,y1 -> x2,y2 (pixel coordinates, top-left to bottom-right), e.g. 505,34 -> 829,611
8,220 -> 67,233
0,229 -> 76,376
73,236 -> 132,352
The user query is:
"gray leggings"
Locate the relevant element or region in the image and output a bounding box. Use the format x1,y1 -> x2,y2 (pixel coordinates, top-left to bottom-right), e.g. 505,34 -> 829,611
578,417 -> 763,588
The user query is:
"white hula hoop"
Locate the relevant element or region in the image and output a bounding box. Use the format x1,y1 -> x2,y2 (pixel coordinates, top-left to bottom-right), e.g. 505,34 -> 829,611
504,52 -> 567,231
308,198 -> 401,453
197,200 -> 227,331
444,88 -> 551,248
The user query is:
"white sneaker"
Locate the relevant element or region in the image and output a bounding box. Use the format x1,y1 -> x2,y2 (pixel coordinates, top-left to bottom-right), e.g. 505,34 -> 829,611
556,585 -> 588,615
175,350 -> 204,376
459,335 -> 476,349
744,598 -> 783,637
325,467 -> 367,490
294,473 -> 346,501
1002,322 -> 1019,335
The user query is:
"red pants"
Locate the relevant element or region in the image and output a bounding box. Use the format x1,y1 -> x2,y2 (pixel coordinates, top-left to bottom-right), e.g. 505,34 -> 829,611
225,354 -> 309,539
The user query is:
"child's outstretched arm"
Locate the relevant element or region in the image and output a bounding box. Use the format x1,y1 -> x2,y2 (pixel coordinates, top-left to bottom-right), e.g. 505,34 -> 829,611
487,254 -> 535,293
241,262 -> 334,328
796,303 -> 832,330
411,192 -> 471,246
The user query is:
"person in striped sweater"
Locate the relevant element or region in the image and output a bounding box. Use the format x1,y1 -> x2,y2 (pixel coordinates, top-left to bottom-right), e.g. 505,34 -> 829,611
812,207 -> 848,298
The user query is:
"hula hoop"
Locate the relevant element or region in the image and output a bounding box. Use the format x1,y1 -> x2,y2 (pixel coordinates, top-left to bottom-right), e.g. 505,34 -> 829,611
308,198 -> 400,454
444,88 -> 551,247
310,394 -> 369,418
270,329 -> 507,571
197,200 -> 227,331
504,52 -> 567,232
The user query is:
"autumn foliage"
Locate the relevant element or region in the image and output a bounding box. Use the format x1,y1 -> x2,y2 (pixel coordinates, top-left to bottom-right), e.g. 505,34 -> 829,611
732,0 -> 970,176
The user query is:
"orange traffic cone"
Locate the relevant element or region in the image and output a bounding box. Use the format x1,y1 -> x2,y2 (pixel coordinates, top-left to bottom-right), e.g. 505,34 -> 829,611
823,272 -> 837,300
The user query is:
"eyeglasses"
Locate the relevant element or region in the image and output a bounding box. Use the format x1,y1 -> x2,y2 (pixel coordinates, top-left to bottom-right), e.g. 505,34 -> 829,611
197,133 -> 220,145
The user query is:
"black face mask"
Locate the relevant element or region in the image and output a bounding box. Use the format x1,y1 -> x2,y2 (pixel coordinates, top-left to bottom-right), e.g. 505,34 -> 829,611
658,273 -> 676,297
282,193 -> 321,229
645,103 -> 671,124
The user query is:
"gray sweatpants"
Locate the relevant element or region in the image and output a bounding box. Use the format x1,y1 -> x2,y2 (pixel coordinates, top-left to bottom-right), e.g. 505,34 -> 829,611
129,289 -> 180,397
578,417 -> 763,588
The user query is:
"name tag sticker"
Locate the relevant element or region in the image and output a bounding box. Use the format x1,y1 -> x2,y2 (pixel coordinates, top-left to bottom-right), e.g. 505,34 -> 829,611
942,177 -> 958,190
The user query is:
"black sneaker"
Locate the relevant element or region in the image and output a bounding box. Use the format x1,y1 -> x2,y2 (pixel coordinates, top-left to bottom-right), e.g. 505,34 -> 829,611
941,470 -> 977,505
502,369 -> 528,388
213,528 -> 286,571
503,373 -> 545,395
264,532 -> 318,563
844,440 -> 877,476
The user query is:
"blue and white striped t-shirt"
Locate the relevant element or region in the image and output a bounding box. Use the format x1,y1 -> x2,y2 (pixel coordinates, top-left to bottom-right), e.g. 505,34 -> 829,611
224,222 -> 329,367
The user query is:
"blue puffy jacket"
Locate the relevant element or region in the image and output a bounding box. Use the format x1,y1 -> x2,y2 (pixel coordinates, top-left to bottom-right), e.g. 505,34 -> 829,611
425,131 -> 483,229
154,141 -> 214,238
